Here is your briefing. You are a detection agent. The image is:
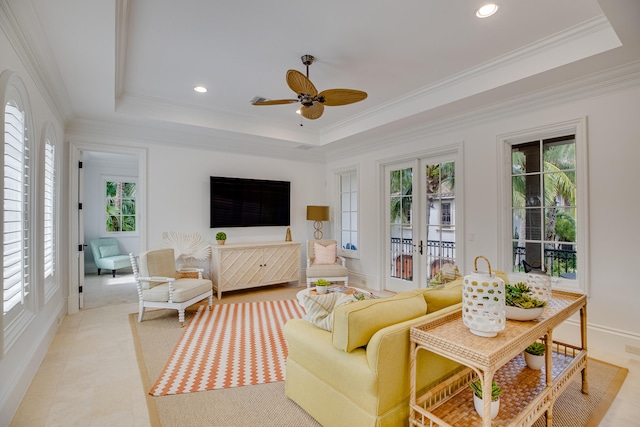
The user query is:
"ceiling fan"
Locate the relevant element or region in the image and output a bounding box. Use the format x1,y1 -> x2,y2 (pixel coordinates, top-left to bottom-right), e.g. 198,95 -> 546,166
252,54 -> 367,120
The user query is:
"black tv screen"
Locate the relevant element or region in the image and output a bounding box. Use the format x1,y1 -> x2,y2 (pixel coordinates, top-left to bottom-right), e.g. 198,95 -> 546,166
210,176 -> 290,228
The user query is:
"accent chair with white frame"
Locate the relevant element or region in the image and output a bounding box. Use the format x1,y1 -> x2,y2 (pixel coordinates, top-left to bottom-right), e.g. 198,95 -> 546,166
306,239 -> 349,288
129,248 -> 213,326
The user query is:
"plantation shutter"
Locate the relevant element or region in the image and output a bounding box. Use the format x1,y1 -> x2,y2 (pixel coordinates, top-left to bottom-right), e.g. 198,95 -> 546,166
3,102 -> 29,321
44,142 -> 55,288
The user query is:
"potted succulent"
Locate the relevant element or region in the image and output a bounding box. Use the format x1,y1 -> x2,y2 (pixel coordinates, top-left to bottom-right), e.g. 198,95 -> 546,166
314,278 -> 331,294
505,282 -> 547,320
524,341 -> 546,370
469,379 -> 503,419
215,232 -> 227,245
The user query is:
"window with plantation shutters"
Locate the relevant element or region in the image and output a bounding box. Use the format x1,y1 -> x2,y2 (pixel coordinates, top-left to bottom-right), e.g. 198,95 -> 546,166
43,141 -> 56,297
3,101 -> 30,323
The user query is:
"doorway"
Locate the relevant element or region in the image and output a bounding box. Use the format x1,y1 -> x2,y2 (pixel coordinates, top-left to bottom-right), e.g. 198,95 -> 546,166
68,143 -> 147,314
383,148 -> 463,293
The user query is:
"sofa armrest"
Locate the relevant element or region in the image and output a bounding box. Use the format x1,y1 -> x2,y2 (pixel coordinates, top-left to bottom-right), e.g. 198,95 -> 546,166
365,303 -> 463,407
337,256 -> 346,267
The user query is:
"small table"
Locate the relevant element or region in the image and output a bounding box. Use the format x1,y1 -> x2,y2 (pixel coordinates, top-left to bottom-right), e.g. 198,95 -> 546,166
296,285 -> 375,306
409,290 -> 588,427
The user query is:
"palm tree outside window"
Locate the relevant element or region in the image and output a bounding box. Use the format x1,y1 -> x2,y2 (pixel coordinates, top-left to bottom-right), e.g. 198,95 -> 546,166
511,135 -> 577,278
106,180 -> 137,232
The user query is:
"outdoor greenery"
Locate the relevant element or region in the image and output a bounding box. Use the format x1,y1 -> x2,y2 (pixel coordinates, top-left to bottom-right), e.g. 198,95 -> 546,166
512,139 -> 577,276
106,181 -> 136,232
389,162 -> 455,224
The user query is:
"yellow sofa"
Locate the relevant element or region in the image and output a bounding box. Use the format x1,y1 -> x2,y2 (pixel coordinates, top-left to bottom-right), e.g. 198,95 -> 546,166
283,281 -> 464,427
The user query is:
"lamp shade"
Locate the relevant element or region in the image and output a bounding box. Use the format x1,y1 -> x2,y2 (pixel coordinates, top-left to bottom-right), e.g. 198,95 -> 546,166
306,205 -> 329,221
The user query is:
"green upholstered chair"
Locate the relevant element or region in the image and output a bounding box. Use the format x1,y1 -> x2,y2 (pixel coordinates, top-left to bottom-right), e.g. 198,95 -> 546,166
89,238 -> 131,277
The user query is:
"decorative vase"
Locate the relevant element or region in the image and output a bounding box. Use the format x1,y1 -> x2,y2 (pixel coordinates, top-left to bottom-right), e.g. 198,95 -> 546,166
473,394 -> 500,419
316,285 -> 327,294
525,352 -> 545,370
527,271 -> 552,302
462,256 -> 506,337
217,240 -> 226,245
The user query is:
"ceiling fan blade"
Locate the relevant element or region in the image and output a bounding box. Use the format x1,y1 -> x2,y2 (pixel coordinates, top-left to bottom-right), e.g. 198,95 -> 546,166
319,89 -> 368,106
252,99 -> 298,105
287,70 -> 318,97
301,103 -> 324,120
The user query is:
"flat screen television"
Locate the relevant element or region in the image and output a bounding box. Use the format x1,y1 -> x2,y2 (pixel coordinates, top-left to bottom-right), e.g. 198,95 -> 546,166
210,176 -> 291,228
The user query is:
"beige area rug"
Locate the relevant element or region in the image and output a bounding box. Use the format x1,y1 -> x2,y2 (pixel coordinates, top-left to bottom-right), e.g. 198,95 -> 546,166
130,284 -> 627,427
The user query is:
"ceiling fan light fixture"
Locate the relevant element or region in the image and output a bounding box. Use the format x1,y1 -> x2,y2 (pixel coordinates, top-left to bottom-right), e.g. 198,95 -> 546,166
193,86 -> 208,93
476,3 -> 499,18
252,54 -> 367,120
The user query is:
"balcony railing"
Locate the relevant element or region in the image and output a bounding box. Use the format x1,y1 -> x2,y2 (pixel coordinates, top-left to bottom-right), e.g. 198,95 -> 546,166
390,238 -> 456,280
390,238 -> 577,279
513,246 -> 577,278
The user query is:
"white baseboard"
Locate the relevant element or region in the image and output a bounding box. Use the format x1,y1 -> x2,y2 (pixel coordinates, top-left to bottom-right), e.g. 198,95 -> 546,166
554,318 -> 640,364
0,301 -> 65,427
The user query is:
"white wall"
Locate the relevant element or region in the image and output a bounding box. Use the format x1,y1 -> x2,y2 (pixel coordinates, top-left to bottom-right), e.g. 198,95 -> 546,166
0,20 -> 67,425
326,83 -> 640,362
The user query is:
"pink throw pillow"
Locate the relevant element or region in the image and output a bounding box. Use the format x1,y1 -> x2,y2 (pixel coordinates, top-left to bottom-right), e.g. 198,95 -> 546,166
314,242 -> 337,265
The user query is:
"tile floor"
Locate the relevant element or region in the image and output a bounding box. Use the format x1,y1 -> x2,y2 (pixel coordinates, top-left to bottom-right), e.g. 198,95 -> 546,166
8,276 -> 640,426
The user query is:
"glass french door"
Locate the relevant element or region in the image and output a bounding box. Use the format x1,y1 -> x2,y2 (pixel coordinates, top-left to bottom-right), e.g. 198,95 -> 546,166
385,156 -> 457,292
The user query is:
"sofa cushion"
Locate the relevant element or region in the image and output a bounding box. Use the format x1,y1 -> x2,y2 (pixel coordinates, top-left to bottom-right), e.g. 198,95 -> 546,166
99,245 -> 120,258
306,263 -> 348,279
422,280 -> 463,314
141,278 -> 212,303
332,292 -> 426,352
303,292 -> 354,331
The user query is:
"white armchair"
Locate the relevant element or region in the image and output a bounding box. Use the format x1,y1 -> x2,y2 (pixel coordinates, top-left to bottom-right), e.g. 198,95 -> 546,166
129,248 -> 213,327
306,239 -> 349,288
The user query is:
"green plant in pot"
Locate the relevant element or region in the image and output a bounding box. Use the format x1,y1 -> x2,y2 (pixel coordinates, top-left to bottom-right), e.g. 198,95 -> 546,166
524,341 -> 546,370
215,232 -> 227,245
505,282 -> 546,320
314,278 -> 331,294
469,379 -> 503,419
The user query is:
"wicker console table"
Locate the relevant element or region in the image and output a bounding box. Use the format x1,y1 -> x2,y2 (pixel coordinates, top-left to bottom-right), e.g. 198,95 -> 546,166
409,290 -> 587,427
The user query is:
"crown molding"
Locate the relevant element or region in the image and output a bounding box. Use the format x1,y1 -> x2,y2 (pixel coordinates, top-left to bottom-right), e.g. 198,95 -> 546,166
324,60 -> 640,161
114,0 -> 131,100
65,117 -> 325,163
116,91 -> 321,146
0,0 -> 73,124
319,15 -> 620,146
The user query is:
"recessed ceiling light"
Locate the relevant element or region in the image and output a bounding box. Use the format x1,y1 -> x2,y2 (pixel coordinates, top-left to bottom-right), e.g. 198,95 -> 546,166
193,86 -> 208,93
476,3 -> 499,18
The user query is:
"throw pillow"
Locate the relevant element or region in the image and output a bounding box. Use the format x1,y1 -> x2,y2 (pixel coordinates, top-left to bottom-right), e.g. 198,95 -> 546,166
99,245 -> 120,258
440,263 -> 461,281
303,292 -> 353,331
313,242 -> 337,265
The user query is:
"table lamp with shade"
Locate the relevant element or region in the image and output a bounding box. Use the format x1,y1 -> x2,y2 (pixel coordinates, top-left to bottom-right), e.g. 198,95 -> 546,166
306,205 -> 329,239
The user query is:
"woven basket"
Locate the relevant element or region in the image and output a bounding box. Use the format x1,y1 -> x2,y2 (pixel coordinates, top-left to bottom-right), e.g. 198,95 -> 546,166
462,256 -> 505,337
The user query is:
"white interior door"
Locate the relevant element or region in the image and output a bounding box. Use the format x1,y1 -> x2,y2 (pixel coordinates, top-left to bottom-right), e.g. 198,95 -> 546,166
78,153 -> 85,308
384,155 -> 458,292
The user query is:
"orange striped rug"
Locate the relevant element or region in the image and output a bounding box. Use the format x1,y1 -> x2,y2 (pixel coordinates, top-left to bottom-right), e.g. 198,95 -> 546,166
149,299 -> 305,396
